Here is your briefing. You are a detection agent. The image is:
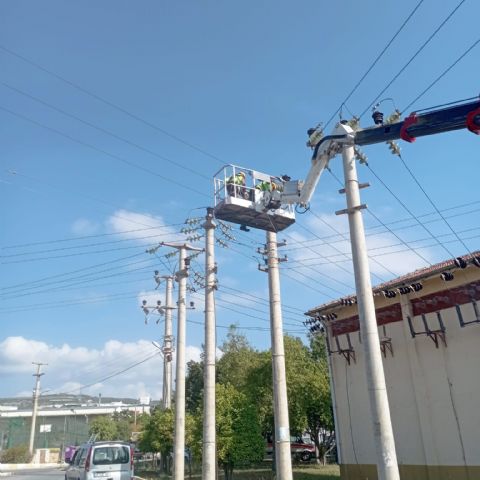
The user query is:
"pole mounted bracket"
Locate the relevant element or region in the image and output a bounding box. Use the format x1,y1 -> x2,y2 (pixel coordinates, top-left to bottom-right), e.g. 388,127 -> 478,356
400,112 -> 418,143
338,182 -> 370,194
335,204 -> 367,216
466,107 -> 480,134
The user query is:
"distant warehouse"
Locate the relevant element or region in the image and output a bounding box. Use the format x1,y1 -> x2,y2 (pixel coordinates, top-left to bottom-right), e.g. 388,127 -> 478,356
306,252 -> 480,480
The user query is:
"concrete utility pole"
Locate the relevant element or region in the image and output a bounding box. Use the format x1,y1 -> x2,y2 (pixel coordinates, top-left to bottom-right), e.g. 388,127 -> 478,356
162,242 -> 203,480
339,124 -> 400,480
265,231 -> 293,480
202,208 -> 217,480
162,275 -> 174,410
29,362 -> 47,456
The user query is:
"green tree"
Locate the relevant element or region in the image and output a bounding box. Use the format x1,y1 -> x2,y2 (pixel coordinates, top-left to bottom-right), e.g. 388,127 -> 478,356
139,407 -> 195,473
186,359 -> 204,414
218,325 -> 266,393
112,411 -> 135,442
193,383 -> 264,480
304,334 -> 334,464
89,416 -> 117,440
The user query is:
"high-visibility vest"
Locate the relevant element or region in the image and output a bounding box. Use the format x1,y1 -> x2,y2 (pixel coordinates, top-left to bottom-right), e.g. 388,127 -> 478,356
228,174 -> 244,185
256,181 -> 271,191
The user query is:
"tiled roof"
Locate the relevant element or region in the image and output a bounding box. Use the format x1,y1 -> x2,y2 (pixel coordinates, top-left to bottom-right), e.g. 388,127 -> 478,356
305,250 -> 480,316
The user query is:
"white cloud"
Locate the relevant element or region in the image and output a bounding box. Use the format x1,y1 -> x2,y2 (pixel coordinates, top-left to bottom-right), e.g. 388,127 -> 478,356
71,218 -> 100,235
106,209 -> 185,245
0,337 -> 203,400
289,212 -> 434,286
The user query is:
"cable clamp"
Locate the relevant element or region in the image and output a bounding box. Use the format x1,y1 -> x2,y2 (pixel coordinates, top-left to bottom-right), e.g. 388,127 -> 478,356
466,106 -> 480,135
400,112 -> 418,143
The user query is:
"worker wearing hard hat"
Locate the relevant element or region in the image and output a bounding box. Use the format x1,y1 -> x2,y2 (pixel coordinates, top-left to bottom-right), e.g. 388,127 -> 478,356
227,171 -> 247,198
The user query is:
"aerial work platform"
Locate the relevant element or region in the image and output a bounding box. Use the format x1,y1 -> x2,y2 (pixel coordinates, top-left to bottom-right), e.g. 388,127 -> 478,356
213,165 -> 296,232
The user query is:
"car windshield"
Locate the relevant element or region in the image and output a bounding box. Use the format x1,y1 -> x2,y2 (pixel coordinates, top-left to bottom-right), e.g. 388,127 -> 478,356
92,446 -> 130,465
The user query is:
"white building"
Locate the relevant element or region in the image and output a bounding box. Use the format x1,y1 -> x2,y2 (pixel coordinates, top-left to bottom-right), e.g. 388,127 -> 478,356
306,253 -> 480,480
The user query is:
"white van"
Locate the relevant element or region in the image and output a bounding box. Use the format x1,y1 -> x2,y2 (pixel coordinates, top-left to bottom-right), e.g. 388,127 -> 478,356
65,441 -> 134,480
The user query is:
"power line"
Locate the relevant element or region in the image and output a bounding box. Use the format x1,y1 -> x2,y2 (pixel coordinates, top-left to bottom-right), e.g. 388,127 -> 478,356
1,259 -> 157,299
395,153 -> 474,256
306,209 -> 399,278
281,200 -> 480,252
324,0 -> 425,129
359,0 -> 467,119
1,82 -> 210,180
0,229 -> 185,259
0,252 -> 145,291
0,44 -> 226,166
0,105 -> 209,199
2,169 -> 187,235
284,226 -> 480,265
49,350 -> 161,396
324,169 -> 433,267
365,164 -> 458,258
401,35 -> 480,113
280,232 -> 480,270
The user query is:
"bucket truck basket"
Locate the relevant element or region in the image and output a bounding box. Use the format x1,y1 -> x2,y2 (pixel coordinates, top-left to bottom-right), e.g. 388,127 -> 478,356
213,165 -> 296,232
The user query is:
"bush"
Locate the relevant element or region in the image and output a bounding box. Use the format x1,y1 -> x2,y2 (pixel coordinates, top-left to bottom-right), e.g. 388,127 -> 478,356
0,444 -> 32,463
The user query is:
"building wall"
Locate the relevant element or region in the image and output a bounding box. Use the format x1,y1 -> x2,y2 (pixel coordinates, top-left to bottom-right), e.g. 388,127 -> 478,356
328,267 -> 480,479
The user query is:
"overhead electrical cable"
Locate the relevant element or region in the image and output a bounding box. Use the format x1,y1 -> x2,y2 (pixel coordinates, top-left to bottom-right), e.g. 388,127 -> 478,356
305,209 -> 399,277
1,82 -> 210,180
366,164 -> 458,258
1,216 -> 184,251
401,36 -> 480,113
325,169 -> 433,267
48,350 -> 161,396
359,0 -> 467,119
0,229 -> 185,259
2,254 -> 155,295
284,226 -> 479,265
395,153 -> 475,256
0,44 -> 226,166
280,232 -> 480,270
324,0 -> 426,129
281,200 -> 480,252
2,169 -> 186,235
0,105 -> 209,199
0,252 -> 146,291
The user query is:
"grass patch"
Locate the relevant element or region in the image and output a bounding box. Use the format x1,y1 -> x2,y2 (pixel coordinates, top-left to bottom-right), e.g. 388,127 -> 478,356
136,464 -> 340,479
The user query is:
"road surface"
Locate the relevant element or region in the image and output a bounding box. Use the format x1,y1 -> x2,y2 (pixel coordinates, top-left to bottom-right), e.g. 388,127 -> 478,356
6,468 -> 65,479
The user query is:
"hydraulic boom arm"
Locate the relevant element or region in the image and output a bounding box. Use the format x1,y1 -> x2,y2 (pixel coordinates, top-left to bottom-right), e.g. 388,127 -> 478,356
281,98 -> 480,206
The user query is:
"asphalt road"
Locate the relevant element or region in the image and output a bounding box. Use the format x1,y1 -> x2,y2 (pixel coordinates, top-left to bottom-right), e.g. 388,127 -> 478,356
7,468 -> 65,479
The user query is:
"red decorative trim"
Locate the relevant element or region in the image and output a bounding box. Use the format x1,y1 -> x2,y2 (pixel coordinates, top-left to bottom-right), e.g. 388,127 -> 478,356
330,281 -> 480,337
411,281 -> 480,316
331,303 -> 402,337
400,113 -> 418,143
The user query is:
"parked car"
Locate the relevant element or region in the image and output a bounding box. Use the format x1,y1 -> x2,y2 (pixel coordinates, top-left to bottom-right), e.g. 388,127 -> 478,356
265,436 -> 315,462
65,441 -> 134,480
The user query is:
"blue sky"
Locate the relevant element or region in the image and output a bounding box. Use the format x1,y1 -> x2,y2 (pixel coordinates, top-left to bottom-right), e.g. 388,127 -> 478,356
1,0 -> 479,399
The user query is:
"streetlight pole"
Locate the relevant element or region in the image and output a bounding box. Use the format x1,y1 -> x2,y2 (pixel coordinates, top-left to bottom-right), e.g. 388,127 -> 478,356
340,129 -> 400,480
265,231 -> 292,480
202,208 -> 217,480
28,362 -> 46,457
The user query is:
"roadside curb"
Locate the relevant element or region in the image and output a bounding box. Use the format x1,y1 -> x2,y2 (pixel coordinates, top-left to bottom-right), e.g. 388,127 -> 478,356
0,463 -> 65,472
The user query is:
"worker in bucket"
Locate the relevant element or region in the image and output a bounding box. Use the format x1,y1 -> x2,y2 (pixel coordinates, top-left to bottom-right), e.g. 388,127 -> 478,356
227,171 -> 247,198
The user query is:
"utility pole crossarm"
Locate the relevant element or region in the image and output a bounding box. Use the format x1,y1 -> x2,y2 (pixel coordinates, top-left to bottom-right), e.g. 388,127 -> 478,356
355,99 -> 480,146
